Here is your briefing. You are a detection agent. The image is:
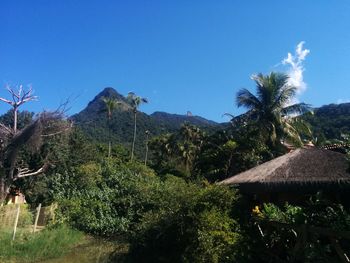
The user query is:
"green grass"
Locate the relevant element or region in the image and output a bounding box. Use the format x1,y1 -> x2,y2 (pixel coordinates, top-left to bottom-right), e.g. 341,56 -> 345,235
0,225 -> 83,263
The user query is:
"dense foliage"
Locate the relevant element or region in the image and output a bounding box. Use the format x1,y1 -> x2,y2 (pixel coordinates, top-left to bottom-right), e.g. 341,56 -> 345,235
49,154 -> 246,262
302,102 -> 350,143
255,196 -> 350,262
2,74 -> 350,262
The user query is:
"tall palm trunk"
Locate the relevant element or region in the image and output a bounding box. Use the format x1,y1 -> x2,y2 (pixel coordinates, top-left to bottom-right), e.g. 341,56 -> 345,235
144,131 -> 149,165
131,110 -> 137,161
108,115 -> 111,158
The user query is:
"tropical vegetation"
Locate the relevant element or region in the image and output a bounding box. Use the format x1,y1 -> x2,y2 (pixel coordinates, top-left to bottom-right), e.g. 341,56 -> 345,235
0,72 -> 349,262
127,92 -> 148,161
236,72 -> 312,151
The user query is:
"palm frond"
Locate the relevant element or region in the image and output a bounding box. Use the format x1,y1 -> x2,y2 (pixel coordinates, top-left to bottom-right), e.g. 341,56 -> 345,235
126,92 -> 148,109
253,72 -> 290,111
281,103 -> 312,116
278,87 -> 297,107
222,112 -> 235,120
236,88 -> 261,109
252,73 -> 267,103
287,117 -> 313,138
282,121 -> 303,146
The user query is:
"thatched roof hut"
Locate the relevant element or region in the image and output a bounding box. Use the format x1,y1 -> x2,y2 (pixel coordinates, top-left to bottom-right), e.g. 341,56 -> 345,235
220,148 -> 350,195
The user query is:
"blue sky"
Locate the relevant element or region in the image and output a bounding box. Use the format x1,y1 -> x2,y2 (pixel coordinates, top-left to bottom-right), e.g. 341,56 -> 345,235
1,1 -> 350,122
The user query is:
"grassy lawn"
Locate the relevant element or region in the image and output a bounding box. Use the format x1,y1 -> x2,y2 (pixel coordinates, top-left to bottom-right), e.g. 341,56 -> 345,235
0,225 -> 83,263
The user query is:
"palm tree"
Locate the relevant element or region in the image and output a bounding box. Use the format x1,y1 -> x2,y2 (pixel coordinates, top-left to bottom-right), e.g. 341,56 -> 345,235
236,72 -> 311,148
102,97 -> 120,158
177,123 -> 204,174
144,130 -> 150,165
127,92 -> 148,161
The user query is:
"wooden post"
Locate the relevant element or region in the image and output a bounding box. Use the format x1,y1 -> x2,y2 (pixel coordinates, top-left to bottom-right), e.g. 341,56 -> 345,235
33,203 -> 41,233
12,204 -> 20,241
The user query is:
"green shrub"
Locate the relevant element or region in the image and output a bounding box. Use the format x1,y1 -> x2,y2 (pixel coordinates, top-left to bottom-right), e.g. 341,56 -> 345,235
54,159 -> 159,235
128,184 -> 241,263
54,158 -> 243,262
257,198 -> 350,262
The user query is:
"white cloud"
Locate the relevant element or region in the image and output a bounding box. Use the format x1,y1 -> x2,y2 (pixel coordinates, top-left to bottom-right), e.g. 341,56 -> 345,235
282,41 -> 310,95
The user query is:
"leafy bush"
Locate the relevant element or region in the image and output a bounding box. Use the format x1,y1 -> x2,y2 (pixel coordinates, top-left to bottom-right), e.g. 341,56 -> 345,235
128,184 -> 241,263
54,159 -> 159,235
261,203 -> 304,224
54,158 -> 244,262
256,197 -> 350,262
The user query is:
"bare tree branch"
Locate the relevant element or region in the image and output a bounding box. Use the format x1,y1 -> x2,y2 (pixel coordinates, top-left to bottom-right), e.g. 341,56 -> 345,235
14,165 -> 47,180
0,97 -> 14,105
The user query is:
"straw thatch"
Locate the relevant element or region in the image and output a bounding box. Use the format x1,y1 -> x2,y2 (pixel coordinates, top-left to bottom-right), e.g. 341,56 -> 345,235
220,148 -> 350,190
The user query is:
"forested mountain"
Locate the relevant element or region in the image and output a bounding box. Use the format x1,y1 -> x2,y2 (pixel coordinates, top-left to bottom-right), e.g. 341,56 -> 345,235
151,111 -> 218,128
71,87 -> 218,155
302,102 -> 350,142
70,88 -> 350,154
227,102 -> 350,144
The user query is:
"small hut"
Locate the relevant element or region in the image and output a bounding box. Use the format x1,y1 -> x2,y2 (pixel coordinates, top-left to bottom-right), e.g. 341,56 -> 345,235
220,147 -> 350,205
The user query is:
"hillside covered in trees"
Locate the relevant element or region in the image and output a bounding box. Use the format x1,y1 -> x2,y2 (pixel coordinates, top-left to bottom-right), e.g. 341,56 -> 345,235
71,87 -> 219,156
71,87 -> 350,155
302,102 -> 350,142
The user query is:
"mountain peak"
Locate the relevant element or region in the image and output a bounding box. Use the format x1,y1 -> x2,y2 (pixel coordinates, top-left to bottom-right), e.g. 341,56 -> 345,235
93,87 -> 125,101
78,87 -> 131,115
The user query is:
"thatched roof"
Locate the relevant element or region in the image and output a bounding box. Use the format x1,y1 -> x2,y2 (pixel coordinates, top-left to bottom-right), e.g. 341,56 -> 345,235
220,148 -> 350,190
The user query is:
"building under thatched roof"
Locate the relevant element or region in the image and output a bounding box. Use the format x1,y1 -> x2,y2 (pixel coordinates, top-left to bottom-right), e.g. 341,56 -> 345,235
220,148 -> 350,200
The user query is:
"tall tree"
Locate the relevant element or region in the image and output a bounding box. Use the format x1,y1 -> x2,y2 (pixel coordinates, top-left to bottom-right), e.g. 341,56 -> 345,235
236,72 -> 311,149
0,85 -> 71,203
177,123 -> 204,174
101,97 -> 120,158
149,124 -> 204,177
127,92 -> 148,161
0,111 -> 70,203
144,130 -> 150,165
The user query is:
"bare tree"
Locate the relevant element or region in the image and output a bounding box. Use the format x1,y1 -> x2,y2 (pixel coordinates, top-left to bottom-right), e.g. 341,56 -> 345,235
0,85 -> 38,134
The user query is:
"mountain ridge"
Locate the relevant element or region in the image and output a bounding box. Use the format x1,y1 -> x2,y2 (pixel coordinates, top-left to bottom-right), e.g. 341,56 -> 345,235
71,87 -> 219,156
71,87 -> 350,153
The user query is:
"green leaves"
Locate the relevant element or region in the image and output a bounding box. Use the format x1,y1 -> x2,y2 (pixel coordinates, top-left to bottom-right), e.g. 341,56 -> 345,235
128,184 -> 241,263
101,97 -> 121,119
236,72 -> 312,149
149,123 -> 205,178
126,92 -> 148,112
